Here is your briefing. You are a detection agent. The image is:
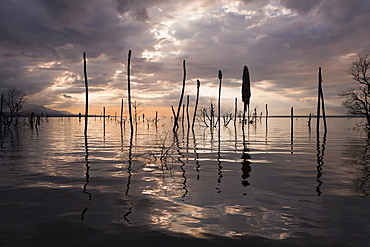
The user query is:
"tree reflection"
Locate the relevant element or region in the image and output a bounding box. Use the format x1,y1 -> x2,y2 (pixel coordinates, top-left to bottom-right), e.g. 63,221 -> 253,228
343,133 -> 370,197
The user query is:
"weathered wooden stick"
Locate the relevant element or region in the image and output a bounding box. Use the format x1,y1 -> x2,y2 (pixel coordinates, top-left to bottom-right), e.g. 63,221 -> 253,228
83,52 -> 89,136
234,97 -> 237,124
291,107 -> 294,136
265,104 -> 268,126
319,67 -> 327,132
127,50 -> 133,134
316,67 -> 327,134
186,95 -> 190,129
191,80 -> 200,130
103,106 -> 106,135
242,66 -> 251,125
120,99 -> 123,126
173,60 -> 186,131
218,70 -> 222,130
0,94 -> 3,127
171,105 -> 176,121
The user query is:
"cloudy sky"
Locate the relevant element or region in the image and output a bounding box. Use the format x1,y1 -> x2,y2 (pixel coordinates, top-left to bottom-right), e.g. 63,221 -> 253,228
1,0 -> 369,116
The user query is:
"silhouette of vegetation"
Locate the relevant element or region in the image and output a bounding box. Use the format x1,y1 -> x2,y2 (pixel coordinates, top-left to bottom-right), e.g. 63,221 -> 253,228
1,87 -> 27,128
340,54 -> 370,130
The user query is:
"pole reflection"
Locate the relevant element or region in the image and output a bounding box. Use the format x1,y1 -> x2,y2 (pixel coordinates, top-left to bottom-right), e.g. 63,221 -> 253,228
316,130 -> 327,196
216,123 -> 223,193
174,131 -> 189,200
192,129 -> 200,180
81,133 -> 91,221
83,135 -> 91,200
241,122 -> 252,188
124,132 -> 134,223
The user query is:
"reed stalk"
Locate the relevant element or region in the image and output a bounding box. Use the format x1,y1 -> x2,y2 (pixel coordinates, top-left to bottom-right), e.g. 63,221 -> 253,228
192,80 -> 200,130
83,52 -> 89,136
127,50 -> 133,134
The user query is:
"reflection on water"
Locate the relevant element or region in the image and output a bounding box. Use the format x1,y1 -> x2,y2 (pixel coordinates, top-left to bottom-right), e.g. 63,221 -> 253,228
1,117 -> 370,246
316,130 -> 327,196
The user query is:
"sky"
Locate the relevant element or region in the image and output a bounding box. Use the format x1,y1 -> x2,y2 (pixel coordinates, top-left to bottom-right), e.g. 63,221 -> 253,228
1,0 -> 370,117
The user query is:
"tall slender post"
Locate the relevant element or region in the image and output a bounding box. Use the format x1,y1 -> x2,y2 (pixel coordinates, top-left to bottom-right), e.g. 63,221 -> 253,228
173,60 -> 186,131
242,66 -> 251,125
127,50 -> 133,134
103,106 -> 106,136
171,105 -> 176,121
291,107 -> 294,136
234,97 -> 238,124
265,104 -> 268,126
83,52 -> 88,137
192,80 -> 200,130
218,70 -> 222,133
186,95 -> 190,129
0,94 -> 3,127
319,67 -> 327,132
316,67 -> 328,134
291,106 -> 294,153
155,111 -> 158,128
120,99 -> 124,126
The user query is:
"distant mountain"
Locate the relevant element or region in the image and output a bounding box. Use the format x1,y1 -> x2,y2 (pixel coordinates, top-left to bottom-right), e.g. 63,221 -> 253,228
23,104 -> 74,116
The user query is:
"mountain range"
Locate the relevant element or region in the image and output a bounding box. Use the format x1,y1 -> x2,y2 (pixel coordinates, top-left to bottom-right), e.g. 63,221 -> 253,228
23,104 -> 74,116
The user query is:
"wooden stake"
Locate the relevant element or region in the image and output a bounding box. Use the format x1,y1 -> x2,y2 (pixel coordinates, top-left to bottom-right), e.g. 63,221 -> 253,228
83,52 -> 89,137
127,50 -> 133,134
192,80 -> 200,130
218,70 -> 222,130
173,60 -> 186,131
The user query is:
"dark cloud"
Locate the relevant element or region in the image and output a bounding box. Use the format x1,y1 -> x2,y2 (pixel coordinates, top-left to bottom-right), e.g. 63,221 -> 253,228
281,0 -> 321,15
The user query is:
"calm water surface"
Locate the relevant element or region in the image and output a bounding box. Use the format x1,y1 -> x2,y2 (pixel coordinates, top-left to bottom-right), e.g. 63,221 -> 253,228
0,117 -> 369,246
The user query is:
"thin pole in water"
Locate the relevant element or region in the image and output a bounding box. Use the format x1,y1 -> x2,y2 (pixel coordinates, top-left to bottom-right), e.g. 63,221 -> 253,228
83,52 -> 89,137
127,50 -> 133,134
173,60 -> 186,132
192,80 -> 200,130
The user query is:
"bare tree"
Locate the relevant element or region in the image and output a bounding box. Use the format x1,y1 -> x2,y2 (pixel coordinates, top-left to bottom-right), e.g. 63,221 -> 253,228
340,54 -> 370,130
2,87 -> 27,127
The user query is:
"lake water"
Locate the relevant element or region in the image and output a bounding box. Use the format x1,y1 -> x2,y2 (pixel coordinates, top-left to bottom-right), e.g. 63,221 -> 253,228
0,116 -> 369,246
